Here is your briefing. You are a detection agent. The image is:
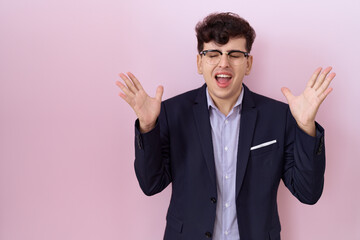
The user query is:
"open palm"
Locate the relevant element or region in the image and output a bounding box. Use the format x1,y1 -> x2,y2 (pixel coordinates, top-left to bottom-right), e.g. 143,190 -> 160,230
281,67 -> 335,136
116,72 -> 163,133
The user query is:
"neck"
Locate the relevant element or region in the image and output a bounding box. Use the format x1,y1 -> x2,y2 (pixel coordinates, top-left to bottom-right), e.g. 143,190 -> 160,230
210,88 -> 242,116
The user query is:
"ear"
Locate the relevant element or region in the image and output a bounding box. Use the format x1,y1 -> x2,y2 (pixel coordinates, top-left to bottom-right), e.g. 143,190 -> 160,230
197,54 -> 203,74
245,55 -> 253,75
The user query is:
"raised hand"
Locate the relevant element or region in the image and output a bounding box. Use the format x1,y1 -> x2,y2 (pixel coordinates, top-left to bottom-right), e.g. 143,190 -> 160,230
116,72 -> 164,133
281,67 -> 335,137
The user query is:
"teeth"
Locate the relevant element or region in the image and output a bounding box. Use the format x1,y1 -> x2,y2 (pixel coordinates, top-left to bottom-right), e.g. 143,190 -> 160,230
216,74 -> 231,78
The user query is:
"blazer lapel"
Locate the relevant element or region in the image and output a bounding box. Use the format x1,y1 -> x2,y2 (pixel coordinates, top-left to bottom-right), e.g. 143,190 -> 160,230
193,85 -> 217,188
236,85 -> 257,198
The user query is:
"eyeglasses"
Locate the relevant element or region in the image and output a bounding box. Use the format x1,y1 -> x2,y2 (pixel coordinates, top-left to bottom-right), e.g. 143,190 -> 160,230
199,49 -> 249,66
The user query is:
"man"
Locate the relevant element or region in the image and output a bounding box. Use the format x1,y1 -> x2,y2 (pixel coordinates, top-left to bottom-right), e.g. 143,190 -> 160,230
116,12 -> 335,240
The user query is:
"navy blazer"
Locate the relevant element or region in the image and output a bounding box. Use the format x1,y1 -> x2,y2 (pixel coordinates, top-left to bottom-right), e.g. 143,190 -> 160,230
134,84 -> 325,240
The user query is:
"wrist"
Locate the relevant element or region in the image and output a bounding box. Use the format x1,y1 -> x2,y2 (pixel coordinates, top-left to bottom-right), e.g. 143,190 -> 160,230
139,121 -> 156,133
297,121 -> 316,137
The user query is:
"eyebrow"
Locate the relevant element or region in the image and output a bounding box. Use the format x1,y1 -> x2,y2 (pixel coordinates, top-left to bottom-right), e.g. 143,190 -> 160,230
208,49 -> 246,52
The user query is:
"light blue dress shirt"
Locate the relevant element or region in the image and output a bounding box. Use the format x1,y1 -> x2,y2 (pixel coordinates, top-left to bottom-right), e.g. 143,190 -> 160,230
206,87 -> 244,240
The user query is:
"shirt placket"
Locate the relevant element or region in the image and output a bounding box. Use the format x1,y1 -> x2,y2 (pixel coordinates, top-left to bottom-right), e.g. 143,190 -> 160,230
222,114 -> 231,239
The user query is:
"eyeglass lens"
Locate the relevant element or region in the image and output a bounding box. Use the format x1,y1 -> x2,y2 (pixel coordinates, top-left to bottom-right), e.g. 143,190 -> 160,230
204,51 -> 247,65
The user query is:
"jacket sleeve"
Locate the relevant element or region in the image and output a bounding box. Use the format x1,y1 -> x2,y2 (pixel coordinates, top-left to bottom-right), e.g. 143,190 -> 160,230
282,107 -> 326,204
133,103 -> 172,196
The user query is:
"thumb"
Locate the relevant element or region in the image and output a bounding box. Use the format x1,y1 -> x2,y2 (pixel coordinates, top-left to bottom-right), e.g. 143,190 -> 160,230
281,87 -> 294,102
155,85 -> 164,101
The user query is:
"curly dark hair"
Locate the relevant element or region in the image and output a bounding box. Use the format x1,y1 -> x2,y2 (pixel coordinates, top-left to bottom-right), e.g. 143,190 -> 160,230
195,12 -> 256,53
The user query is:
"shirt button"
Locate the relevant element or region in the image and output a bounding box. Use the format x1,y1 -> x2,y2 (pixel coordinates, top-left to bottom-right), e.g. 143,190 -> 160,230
225,230 -> 229,235
225,120 -> 228,124
225,174 -> 229,179
224,146 -> 228,151
225,203 -> 230,208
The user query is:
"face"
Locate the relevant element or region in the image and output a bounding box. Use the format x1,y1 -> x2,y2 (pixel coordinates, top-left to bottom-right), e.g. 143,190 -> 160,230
197,37 -> 253,107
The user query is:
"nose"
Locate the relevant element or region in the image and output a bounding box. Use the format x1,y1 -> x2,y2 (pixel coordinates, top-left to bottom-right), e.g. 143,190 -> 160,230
218,53 -> 230,68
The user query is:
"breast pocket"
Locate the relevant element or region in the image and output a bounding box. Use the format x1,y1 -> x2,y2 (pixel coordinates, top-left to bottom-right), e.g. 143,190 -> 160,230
250,140 -> 279,157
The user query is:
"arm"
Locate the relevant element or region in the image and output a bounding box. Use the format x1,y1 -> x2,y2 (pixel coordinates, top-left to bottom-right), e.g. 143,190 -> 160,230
282,109 -> 325,204
133,105 -> 172,196
116,72 -> 171,195
281,67 -> 334,204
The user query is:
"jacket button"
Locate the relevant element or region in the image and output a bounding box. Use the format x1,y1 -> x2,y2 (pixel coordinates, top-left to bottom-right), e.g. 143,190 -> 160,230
210,197 -> 217,203
205,231 -> 212,238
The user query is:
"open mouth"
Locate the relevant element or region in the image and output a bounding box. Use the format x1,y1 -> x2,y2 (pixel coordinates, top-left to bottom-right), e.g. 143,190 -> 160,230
215,73 -> 232,88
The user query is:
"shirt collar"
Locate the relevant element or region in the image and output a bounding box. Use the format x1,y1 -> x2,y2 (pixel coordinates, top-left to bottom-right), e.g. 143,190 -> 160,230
206,85 -> 244,112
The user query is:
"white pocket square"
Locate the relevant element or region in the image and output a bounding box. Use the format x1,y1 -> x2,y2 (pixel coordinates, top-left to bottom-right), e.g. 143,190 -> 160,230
250,140 -> 277,150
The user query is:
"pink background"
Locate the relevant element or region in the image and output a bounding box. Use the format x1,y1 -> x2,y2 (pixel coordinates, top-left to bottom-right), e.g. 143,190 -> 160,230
1,0 -> 359,239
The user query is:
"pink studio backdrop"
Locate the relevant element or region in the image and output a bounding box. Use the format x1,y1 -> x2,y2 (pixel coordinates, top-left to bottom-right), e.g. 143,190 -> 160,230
0,0 -> 359,239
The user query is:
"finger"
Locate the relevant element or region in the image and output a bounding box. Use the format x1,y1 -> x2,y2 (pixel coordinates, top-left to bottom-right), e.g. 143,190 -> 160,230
313,66 -> 332,90
119,73 -> 138,94
116,80 -> 135,99
118,92 -> 132,105
317,72 -> 336,96
155,85 -> 164,101
307,67 -> 322,88
281,87 -> 294,102
318,87 -> 333,103
127,72 -> 144,91
115,80 -> 123,89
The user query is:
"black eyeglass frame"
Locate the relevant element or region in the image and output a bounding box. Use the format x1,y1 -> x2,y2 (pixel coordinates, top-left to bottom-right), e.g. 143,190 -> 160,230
199,49 -> 250,58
